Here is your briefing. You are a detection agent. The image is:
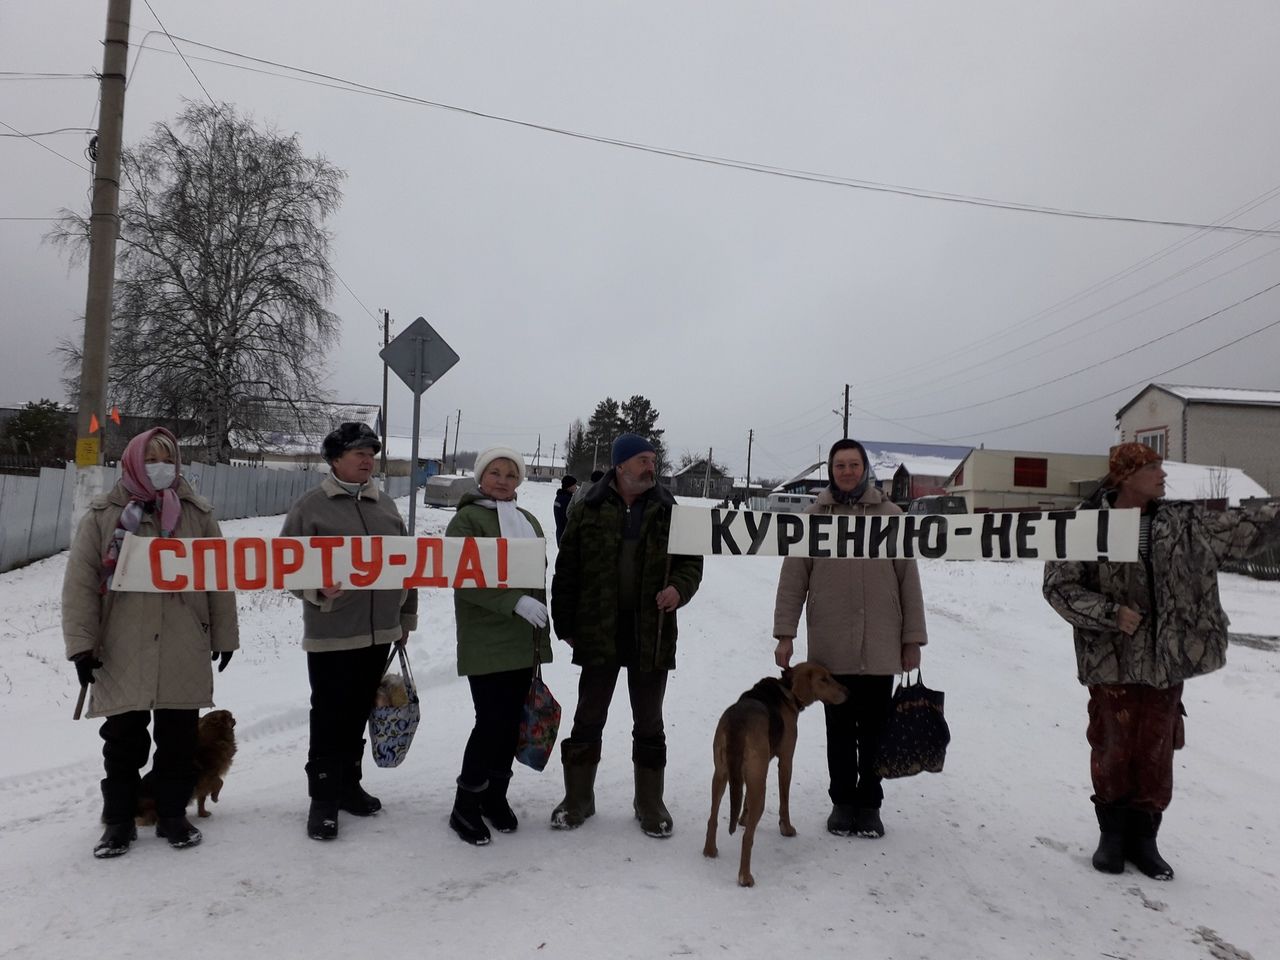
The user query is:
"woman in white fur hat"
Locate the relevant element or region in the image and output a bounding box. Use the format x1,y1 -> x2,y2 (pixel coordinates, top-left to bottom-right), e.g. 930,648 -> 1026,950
444,446 -> 552,845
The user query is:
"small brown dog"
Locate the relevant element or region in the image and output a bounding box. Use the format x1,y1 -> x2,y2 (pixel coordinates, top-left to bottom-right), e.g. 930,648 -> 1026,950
703,662 -> 848,887
137,709 -> 237,824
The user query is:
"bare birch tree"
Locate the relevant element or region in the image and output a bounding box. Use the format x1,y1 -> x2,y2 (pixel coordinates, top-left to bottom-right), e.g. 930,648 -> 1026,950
52,101 -> 345,462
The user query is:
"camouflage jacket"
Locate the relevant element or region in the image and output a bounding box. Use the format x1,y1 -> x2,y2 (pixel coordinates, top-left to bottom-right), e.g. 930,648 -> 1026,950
1043,492 -> 1280,688
551,472 -> 703,670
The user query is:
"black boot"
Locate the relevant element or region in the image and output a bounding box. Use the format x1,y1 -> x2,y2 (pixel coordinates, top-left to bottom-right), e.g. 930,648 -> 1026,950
307,799 -> 340,841
450,782 -> 492,846
339,749 -> 381,816
551,739 -> 600,830
156,815 -> 203,849
306,758 -> 343,840
1092,804 -> 1126,874
1125,809 -> 1174,880
480,776 -> 518,833
827,803 -> 856,837
95,777 -> 138,859
633,741 -> 672,839
93,821 -> 137,859
853,807 -> 885,839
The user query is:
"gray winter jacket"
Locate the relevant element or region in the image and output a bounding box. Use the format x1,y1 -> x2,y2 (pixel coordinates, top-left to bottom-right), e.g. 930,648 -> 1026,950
280,474 -> 418,652
1043,492 -> 1280,688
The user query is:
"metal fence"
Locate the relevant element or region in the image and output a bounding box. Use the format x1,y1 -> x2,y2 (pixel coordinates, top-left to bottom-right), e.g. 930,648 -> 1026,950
0,463 -> 411,573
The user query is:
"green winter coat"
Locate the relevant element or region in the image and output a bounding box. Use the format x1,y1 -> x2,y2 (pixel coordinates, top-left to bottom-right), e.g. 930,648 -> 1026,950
550,472 -> 703,671
446,491 -> 551,676
1043,491 -> 1280,689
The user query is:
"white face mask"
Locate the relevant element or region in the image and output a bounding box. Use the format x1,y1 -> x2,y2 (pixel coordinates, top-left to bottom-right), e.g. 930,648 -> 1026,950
145,462 -> 177,489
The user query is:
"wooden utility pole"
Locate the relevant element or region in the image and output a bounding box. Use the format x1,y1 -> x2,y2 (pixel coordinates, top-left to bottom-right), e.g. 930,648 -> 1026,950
703,446 -> 713,498
451,408 -> 461,473
379,309 -> 391,476
73,0 -> 131,516
745,428 -> 753,501
843,383 -> 850,439
441,415 -> 449,466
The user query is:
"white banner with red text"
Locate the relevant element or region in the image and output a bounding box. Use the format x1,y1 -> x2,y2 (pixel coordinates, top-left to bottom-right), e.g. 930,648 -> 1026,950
667,506 -> 1138,562
110,534 -> 548,592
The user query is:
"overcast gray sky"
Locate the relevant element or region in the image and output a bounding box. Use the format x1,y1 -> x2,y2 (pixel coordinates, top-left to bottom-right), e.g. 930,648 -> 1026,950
4,1 -> 1280,479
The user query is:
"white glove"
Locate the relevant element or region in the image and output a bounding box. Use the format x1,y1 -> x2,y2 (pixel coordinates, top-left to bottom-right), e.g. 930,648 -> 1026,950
514,595 -> 549,628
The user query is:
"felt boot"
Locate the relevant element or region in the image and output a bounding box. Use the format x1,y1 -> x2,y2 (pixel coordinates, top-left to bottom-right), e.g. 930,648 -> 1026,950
633,741 -> 672,839
551,739 -> 600,830
827,803 -> 856,837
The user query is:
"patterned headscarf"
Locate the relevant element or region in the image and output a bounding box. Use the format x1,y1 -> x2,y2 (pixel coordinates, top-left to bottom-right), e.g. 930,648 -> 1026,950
1108,442 -> 1161,487
100,427 -> 184,593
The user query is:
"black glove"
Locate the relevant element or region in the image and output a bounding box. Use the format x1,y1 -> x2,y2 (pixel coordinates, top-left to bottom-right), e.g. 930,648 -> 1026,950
212,651 -> 233,672
73,652 -> 103,686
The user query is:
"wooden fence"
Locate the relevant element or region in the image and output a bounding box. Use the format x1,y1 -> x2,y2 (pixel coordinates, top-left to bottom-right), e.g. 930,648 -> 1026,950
0,463 -> 411,573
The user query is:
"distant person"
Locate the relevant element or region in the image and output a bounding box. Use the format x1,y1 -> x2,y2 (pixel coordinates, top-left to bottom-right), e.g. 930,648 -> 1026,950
444,447 -> 551,845
1044,443 -> 1280,880
773,438 -> 927,841
550,434 -> 703,837
732,494 -> 743,509
569,469 -> 604,514
553,474 -> 577,546
281,422 -> 418,841
62,427 -> 239,858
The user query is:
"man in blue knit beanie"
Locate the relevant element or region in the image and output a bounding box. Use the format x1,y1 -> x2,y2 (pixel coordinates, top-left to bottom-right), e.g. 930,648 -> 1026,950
549,432 -> 703,839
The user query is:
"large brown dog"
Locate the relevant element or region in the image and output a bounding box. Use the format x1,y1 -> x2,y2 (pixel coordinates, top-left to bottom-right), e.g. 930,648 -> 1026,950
702,662 -> 847,887
136,709 -> 237,824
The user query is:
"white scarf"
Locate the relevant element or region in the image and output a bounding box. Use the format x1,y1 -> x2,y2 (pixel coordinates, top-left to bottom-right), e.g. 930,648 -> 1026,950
475,497 -> 538,539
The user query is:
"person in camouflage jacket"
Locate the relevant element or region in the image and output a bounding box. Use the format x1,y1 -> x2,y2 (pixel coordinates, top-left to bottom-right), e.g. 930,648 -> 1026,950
1043,442 -> 1280,882
549,434 -> 703,839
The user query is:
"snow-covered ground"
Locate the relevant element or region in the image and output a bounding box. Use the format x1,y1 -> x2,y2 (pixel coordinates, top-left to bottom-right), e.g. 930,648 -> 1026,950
1,481 -> 1277,960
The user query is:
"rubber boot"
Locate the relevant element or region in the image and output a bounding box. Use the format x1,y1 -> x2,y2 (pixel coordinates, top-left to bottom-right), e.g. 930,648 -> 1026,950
633,741 -> 672,839
94,777 -> 138,859
449,782 -> 492,846
306,758 -> 343,841
1092,804 -> 1126,874
340,745 -> 382,817
551,739 -> 600,830
1125,809 -> 1174,880
480,775 -> 518,833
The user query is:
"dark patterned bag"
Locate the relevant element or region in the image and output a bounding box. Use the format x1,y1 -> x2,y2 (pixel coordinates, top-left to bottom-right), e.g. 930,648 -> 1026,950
875,670 -> 950,779
368,644 -> 421,769
515,662 -> 560,772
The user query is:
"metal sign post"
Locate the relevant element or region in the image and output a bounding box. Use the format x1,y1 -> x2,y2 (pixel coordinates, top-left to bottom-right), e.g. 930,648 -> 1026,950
379,316 -> 459,533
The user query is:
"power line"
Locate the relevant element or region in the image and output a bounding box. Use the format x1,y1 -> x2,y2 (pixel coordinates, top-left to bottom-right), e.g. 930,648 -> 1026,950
139,2 -> 218,107
0,118 -> 90,172
134,34 -> 1280,239
940,300 -> 1280,441
892,277 -> 1280,421
859,237 -> 1280,412
0,126 -> 96,137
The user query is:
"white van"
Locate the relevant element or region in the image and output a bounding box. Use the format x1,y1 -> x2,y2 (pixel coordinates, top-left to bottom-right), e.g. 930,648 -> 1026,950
765,492 -> 817,514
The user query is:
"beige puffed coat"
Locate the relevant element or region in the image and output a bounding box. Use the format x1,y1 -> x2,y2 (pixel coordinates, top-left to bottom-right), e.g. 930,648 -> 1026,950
61,478 -> 239,718
772,486 -> 928,675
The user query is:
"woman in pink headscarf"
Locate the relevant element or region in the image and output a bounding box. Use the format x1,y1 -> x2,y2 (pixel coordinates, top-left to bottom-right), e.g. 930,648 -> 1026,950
61,427 -> 239,859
